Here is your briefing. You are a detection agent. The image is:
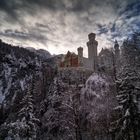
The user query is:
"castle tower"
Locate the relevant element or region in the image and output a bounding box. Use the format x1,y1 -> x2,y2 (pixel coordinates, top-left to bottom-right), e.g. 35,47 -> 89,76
87,33 -> 98,71
114,40 -> 120,62
77,47 -> 83,66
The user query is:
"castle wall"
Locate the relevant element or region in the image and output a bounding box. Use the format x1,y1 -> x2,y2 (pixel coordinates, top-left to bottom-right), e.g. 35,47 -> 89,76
60,52 -> 78,68
83,57 -> 91,69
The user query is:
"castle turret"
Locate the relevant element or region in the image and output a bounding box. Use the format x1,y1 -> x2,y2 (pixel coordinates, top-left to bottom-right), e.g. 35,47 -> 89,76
114,40 -> 120,71
87,33 -> 98,71
114,40 -> 120,61
77,47 -> 83,66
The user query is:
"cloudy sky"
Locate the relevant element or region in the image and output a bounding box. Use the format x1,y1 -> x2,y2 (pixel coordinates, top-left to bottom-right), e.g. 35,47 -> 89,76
0,0 -> 140,56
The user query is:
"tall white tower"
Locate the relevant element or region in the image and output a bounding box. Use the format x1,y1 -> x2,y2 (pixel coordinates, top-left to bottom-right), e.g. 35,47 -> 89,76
87,33 -> 98,71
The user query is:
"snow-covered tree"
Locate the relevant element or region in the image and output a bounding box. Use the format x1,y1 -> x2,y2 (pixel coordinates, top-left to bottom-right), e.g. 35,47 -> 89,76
42,74 -> 83,140
112,35 -> 140,140
0,82 -> 40,140
80,73 -> 116,139
17,82 -> 40,139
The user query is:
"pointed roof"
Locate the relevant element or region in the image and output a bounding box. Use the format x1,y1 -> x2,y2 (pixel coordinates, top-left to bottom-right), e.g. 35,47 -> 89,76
77,46 -> 83,51
114,40 -> 119,49
67,51 -> 71,56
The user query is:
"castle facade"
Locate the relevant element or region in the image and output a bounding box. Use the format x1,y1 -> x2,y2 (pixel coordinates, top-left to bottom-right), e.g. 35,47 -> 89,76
60,33 -> 120,73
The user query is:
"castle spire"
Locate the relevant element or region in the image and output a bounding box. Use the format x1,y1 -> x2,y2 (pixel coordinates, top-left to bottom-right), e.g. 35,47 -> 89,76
114,40 -> 119,50
114,40 -> 120,67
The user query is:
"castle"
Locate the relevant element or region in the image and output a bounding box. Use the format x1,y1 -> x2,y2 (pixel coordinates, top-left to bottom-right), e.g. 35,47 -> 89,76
60,33 -> 120,73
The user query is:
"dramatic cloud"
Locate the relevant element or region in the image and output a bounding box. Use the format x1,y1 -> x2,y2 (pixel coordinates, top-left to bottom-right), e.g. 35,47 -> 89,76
0,0 -> 140,56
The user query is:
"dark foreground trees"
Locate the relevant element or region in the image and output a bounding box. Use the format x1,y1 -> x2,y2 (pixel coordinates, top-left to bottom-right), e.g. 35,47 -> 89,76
41,77 -> 82,140
112,33 -> 140,140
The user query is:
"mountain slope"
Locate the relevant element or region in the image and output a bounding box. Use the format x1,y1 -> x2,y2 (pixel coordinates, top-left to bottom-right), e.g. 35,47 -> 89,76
0,40 -> 56,139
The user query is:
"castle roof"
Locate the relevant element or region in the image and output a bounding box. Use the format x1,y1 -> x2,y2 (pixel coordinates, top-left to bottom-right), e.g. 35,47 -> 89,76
114,40 -> 119,49
66,51 -> 77,57
88,33 -> 96,40
99,48 -> 113,57
77,46 -> 83,50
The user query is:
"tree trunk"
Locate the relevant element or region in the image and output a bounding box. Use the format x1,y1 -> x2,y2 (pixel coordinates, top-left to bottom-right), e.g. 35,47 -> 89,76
127,132 -> 130,140
75,127 -> 82,140
111,132 -> 115,140
133,127 -> 137,140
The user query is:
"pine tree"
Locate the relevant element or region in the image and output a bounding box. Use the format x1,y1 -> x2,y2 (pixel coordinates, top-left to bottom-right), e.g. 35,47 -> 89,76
112,34 -> 140,140
17,82 -> 39,139
43,76 -> 82,140
115,67 -> 139,140
4,81 -> 40,140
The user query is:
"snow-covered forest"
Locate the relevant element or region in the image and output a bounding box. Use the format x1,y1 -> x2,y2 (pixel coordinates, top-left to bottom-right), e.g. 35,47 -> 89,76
0,33 -> 140,140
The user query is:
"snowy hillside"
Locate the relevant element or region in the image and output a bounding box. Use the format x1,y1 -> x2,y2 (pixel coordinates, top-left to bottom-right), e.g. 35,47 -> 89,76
41,70 -> 117,140
26,47 -> 52,60
0,40 -> 56,139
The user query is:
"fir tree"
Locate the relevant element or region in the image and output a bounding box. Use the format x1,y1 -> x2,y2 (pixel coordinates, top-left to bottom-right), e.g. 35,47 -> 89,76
112,34 -> 140,140
4,82 -> 40,140
17,82 -> 39,139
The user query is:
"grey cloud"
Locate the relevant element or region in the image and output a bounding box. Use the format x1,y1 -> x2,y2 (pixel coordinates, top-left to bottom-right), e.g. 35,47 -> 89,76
94,0 -> 140,43
0,0 -> 140,54
0,29 -> 47,45
0,0 -> 129,21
